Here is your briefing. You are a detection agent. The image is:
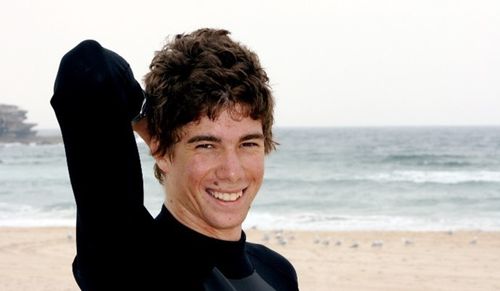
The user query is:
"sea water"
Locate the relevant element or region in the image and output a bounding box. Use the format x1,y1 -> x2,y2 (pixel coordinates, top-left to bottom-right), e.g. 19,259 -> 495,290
1,127 -> 499,230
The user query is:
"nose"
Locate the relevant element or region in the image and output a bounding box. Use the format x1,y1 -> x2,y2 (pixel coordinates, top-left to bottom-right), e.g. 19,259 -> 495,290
215,149 -> 244,183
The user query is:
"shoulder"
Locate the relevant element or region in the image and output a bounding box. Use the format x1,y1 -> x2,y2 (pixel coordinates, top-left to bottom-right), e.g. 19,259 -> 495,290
245,242 -> 294,269
245,242 -> 298,289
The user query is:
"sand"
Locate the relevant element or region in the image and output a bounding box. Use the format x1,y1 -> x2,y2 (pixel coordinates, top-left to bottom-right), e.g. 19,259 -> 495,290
0,227 -> 499,291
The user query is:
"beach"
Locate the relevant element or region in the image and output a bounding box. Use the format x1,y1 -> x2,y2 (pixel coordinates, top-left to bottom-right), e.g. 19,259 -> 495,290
1,227 -> 499,291
2,128 -> 500,290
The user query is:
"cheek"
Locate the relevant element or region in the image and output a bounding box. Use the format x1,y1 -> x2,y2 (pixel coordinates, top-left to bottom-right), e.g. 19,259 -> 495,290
244,155 -> 265,181
184,155 -> 215,183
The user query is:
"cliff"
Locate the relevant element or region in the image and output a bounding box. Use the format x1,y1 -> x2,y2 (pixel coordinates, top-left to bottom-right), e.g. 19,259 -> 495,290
0,104 -> 37,141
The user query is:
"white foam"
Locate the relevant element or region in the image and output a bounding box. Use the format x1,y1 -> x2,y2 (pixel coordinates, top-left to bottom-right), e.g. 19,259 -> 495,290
244,211 -> 500,231
364,170 -> 500,184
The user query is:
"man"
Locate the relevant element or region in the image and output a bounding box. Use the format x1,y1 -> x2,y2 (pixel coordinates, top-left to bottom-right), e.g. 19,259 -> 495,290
52,28 -> 298,290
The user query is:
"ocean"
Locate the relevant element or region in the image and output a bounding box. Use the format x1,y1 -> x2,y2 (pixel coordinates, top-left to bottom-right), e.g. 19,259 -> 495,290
1,127 -> 499,231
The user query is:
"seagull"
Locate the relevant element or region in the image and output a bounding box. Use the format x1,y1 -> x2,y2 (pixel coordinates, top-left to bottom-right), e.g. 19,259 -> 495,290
371,240 -> 383,248
350,242 -> 359,248
322,238 -> 330,246
274,229 -> 283,236
402,238 -> 414,246
277,237 -> 287,246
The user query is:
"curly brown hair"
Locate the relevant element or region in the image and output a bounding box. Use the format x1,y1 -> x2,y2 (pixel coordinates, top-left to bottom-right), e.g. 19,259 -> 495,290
143,28 -> 277,183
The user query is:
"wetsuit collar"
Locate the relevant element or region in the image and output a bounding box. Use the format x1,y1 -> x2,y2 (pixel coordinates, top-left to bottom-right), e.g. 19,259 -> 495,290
155,205 -> 254,279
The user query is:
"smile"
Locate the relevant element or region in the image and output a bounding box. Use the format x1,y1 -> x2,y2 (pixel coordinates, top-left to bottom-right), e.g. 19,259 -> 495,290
207,189 -> 244,202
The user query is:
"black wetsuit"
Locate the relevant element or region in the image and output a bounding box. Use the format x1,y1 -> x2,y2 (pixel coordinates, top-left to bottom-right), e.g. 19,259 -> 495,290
51,40 -> 298,291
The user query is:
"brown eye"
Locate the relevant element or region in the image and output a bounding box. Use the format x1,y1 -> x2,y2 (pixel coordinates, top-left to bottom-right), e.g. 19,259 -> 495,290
196,144 -> 214,149
241,142 -> 259,148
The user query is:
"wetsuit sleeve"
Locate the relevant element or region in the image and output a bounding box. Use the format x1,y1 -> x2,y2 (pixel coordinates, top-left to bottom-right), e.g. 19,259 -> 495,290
50,40 -> 152,289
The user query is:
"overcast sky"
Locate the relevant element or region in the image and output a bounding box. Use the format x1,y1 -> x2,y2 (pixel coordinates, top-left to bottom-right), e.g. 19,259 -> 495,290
1,0 -> 499,129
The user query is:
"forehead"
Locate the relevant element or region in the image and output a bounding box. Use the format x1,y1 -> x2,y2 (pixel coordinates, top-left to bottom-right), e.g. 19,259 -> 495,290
180,109 -> 263,139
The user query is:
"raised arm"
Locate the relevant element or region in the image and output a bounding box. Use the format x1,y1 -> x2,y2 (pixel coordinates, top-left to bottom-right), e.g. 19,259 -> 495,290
51,40 -> 152,289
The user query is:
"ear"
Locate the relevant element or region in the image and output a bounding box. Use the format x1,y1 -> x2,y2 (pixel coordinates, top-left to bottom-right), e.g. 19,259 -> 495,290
156,156 -> 171,175
151,138 -> 171,175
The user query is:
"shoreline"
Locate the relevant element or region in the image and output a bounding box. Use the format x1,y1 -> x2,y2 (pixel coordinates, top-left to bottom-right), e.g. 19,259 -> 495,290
1,227 -> 499,291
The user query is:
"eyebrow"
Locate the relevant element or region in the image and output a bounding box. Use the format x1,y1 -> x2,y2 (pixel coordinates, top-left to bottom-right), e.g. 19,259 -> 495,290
186,133 -> 264,144
240,133 -> 265,142
187,135 -> 221,144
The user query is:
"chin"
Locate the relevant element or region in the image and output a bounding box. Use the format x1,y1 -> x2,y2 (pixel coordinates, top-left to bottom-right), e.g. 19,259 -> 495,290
208,213 -> 248,232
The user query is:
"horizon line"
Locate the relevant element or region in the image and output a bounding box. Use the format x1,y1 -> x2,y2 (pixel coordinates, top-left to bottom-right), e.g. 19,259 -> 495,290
35,124 -> 500,131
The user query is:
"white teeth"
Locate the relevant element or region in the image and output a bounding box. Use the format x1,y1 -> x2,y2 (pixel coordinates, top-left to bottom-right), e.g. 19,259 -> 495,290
210,190 -> 243,202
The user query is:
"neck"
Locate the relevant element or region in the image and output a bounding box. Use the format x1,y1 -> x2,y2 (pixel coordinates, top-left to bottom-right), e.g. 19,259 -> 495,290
164,202 -> 242,241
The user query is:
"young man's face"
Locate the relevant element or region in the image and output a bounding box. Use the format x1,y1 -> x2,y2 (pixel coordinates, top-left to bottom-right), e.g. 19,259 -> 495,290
156,108 -> 265,240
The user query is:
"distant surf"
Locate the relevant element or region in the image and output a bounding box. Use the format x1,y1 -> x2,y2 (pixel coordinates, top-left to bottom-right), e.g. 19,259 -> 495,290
1,127 -> 500,230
